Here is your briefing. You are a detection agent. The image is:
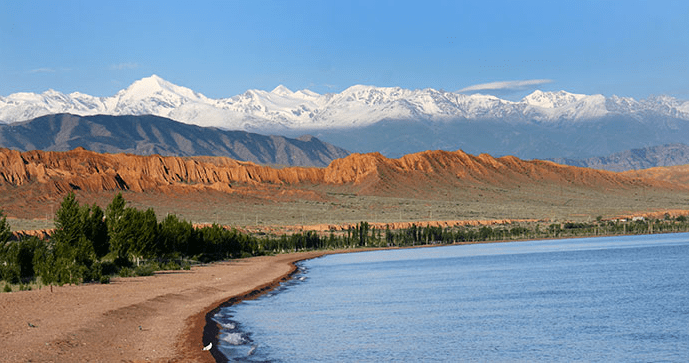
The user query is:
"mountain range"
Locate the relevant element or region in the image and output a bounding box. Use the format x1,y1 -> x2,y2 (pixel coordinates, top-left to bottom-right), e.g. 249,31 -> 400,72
549,143 -> 689,172
0,114 -> 349,167
2,75 -> 689,160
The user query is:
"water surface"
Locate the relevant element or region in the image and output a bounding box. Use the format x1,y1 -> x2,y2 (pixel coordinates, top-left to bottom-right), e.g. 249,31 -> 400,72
214,234 -> 689,361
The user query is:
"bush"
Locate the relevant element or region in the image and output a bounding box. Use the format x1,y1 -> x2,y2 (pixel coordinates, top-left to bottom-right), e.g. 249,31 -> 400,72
3,283 -> 11,293
99,275 -> 110,284
182,261 -> 191,270
162,260 -> 181,271
118,267 -> 134,278
84,261 -> 103,283
134,264 -> 156,277
1,266 -> 20,285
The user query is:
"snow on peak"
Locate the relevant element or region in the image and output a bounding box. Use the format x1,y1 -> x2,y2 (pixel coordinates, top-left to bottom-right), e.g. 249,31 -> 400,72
271,85 -> 293,96
118,74 -> 203,101
522,90 -> 588,108
122,75 -> 167,95
1,76 -> 688,130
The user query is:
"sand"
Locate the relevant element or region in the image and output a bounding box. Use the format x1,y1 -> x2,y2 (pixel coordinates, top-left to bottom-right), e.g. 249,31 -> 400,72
0,251 -> 332,362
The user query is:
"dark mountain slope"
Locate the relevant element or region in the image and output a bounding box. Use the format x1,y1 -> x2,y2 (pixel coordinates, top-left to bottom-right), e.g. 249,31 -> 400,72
0,114 -> 349,167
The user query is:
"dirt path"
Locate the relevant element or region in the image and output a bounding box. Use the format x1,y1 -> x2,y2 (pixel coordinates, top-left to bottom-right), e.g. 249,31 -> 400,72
0,251 -> 330,362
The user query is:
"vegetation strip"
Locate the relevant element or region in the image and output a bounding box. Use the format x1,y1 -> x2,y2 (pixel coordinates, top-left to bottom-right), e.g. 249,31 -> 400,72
3,192 -> 689,292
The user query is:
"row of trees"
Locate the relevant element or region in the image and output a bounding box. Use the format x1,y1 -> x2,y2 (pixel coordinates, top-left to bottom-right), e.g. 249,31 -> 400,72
4,192 -> 689,290
0,192 -> 274,287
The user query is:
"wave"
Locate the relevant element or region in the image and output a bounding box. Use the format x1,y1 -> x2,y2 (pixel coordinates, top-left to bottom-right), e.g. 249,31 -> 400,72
220,332 -> 246,346
220,322 -> 236,330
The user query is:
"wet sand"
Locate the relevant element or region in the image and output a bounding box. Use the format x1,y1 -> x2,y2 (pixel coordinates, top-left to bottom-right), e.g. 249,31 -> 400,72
0,251 -> 332,362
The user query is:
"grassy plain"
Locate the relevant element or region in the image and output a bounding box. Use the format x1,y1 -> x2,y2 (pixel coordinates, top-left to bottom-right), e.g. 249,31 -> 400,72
7,179 -> 689,233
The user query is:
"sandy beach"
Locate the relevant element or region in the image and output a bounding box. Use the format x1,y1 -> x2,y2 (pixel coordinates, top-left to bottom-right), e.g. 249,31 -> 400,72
0,251 -> 332,362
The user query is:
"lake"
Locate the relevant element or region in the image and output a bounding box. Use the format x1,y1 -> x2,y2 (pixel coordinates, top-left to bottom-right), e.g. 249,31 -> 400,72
213,233 -> 689,362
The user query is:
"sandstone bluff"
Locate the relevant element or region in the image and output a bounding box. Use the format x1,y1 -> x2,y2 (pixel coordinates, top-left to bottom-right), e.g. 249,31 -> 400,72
0,147 -> 677,196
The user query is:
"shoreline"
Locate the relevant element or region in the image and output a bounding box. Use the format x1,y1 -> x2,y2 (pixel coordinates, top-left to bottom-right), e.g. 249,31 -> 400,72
194,248 -> 373,362
0,250 -> 334,362
198,253 -> 318,362
200,253 -> 313,362
3,232 -> 687,362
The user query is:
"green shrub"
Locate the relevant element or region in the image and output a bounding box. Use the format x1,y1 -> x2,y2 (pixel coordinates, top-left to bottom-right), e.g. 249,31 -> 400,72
99,275 -> 110,284
84,261 -> 103,283
134,264 -> 156,277
3,284 -> 11,293
182,261 -> 191,270
118,267 -> 134,278
162,260 -> 181,271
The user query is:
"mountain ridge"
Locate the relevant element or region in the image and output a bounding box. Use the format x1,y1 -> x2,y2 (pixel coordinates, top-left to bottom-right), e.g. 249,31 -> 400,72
2,75 -> 688,129
0,113 -> 349,167
3,147 -> 689,224
0,147 -> 679,196
548,143 -> 689,171
3,75 -> 689,161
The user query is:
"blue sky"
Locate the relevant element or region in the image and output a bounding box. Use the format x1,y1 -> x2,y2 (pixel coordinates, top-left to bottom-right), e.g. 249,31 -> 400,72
1,0 -> 688,100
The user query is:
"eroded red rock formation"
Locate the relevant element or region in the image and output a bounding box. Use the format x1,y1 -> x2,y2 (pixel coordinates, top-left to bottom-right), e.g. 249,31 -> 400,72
0,147 -> 681,197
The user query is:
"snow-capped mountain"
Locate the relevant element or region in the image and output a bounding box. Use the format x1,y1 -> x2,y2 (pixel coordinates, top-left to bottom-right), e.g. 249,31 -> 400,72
2,75 -> 689,131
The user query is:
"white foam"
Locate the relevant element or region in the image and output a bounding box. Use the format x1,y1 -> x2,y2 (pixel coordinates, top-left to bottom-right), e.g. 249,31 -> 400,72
221,332 -> 245,345
221,322 -> 236,330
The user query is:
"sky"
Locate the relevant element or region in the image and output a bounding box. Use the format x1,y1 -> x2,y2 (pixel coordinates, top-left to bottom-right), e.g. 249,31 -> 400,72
1,0 -> 688,100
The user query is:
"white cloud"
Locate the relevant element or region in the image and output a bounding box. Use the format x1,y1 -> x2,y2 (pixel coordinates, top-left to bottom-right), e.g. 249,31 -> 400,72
110,62 -> 139,70
27,67 -> 56,74
457,79 -> 553,93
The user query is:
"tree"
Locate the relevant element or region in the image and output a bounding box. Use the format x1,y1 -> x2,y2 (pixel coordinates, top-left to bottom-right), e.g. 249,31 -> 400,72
159,213 -> 198,258
106,193 -> 126,238
357,221 -> 369,247
109,207 -> 158,265
0,241 -> 20,284
129,208 -> 159,264
83,204 -> 109,259
33,239 -> 58,288
52,192 -> 95,284
53,192 -> 83,251
0,209 -> 11,245
106,193 -> 129,265
0,209 -> 12,281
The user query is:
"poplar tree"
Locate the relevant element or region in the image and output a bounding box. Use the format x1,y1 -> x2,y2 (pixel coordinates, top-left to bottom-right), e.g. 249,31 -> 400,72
52,192 -> 95,284
0,209 -> 10,245
0,210 -> 10,282
106,193 -> 129,265
83,204 -> 109,259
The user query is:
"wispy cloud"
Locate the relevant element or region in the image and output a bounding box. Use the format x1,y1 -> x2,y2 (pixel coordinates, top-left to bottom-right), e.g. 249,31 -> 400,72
457,79 -> 553,93
27,67 -> 56,74
109,62 -> 139,70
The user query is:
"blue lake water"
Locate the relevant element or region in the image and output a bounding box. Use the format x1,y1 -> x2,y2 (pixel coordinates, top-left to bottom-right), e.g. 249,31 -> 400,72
213,233 -> 689,362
